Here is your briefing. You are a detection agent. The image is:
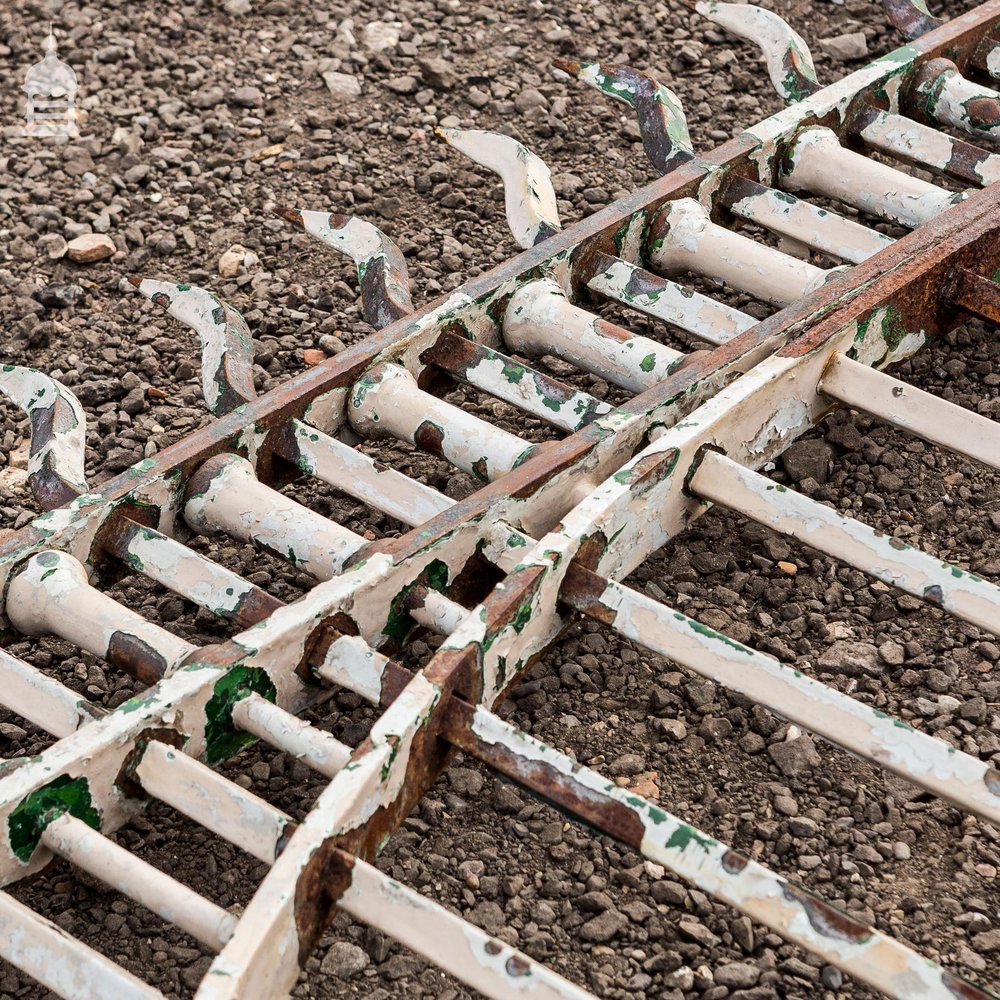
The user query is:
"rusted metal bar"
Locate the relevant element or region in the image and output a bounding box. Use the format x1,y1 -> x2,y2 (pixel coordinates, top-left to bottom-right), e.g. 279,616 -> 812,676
2,6 -> 1000,999
6,551 -> 195,685
422,330 -> 613,432
441,701 -> 996,1000
583,252 -> 756,345
945,265 -> 1000,324
230,695 -> 352,779
335,852 -> 596,1000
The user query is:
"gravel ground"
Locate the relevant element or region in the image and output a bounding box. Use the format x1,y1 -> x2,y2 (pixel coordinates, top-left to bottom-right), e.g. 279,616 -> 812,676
1,0 -> 999,998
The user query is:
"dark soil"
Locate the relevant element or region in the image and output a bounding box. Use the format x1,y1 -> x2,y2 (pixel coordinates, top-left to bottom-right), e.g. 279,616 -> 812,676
1,0 -> 998,998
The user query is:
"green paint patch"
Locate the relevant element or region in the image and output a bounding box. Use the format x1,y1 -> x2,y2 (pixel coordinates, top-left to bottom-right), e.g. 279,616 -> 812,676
9,775 -> 101,862
665,822 -> 716,852
510,600 -> 534,634
678,613 -> 752,655
640,353 -> 657,373
502,363 -> 525,385
204,667 -> 277,764
495,655 -> 508,689
383,560 -> 450,644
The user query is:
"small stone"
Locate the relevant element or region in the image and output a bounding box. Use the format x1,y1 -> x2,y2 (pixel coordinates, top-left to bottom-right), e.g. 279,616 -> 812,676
651,880 -> 687,907
232,85 -> 264,108
628,771 -> 660,800
66,233 -> 116,263
448,767 -> 484,796
303,349 -> 326,366
855,843 -> 883,864
38,233 -> 67,259
320,941 -> 370,978
893,841 -> 911,860
515,87 -> 549,113
821,965 -> 844,990
715,962 -> 760,990
361,20 -> 400,53
658,718 -> 687,742
774,794 -> 798,816
323,72 -> 362,100
385,75 -> 418,95
818,639 -> 881,677
419,56 -> 456,90
782,439 -> 835,485
678,919 -> 720,947
191,85 -> 225,109
972,928 -> 1000,953
580,908 -> 627,942
768,735 -> 821,777
218,245 -> 246,278
121,387 -> 147,416
607,753 -> 645,776
36,283 -> 83,309
777,560 -> 798,576
878,640 -> 906,666
319,334 -> 347,355
820,31 -> 869,62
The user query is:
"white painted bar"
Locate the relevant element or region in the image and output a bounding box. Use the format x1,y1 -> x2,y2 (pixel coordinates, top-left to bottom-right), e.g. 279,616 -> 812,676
930,71 -> 1000,142
692,451 -> 1000,635
350,363 -> 535,482
119,526 -> 264,623
5,551 -> 195,671
0,890 -> 163,1000
409,589 -> 469,635
340,858 -> 595,1000
727,184 -> 894,264
782,127 -> 958,228
41,813 -> 237,951
314,634 -> 389,703
820,353 -> 1000,471
0,648 -> 96,738
649,198 -> 827,307
232,693 -> 351,779
568,572 -> 1000,825
290,417 -> 453,528
504,279 -> 682,393
467,705 -> 987,1000
586,256 -> 756,345
184,455 -> 365,582
135,741 -> 291,865
858,111 -> 1000,187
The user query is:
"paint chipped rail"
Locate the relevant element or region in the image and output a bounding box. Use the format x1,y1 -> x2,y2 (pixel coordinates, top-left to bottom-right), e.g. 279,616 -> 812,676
1,3 -> 1000,998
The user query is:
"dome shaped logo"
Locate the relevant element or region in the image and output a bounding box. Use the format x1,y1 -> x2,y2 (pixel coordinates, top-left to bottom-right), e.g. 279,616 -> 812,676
22,28 -> 80,139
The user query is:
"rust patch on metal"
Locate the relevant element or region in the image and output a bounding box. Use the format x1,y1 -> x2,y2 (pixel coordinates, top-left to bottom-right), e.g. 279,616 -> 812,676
781,883 -> 873,944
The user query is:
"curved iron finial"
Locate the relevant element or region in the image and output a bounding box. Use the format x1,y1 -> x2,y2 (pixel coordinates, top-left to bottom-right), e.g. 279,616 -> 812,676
279,209 -> 412,328
695,2 -> 819,103
129,278 -> 256,416
881,0 -> 941,39
554,59 -> 694,173
0,365 -> 88,508
435,128 -> 561,249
